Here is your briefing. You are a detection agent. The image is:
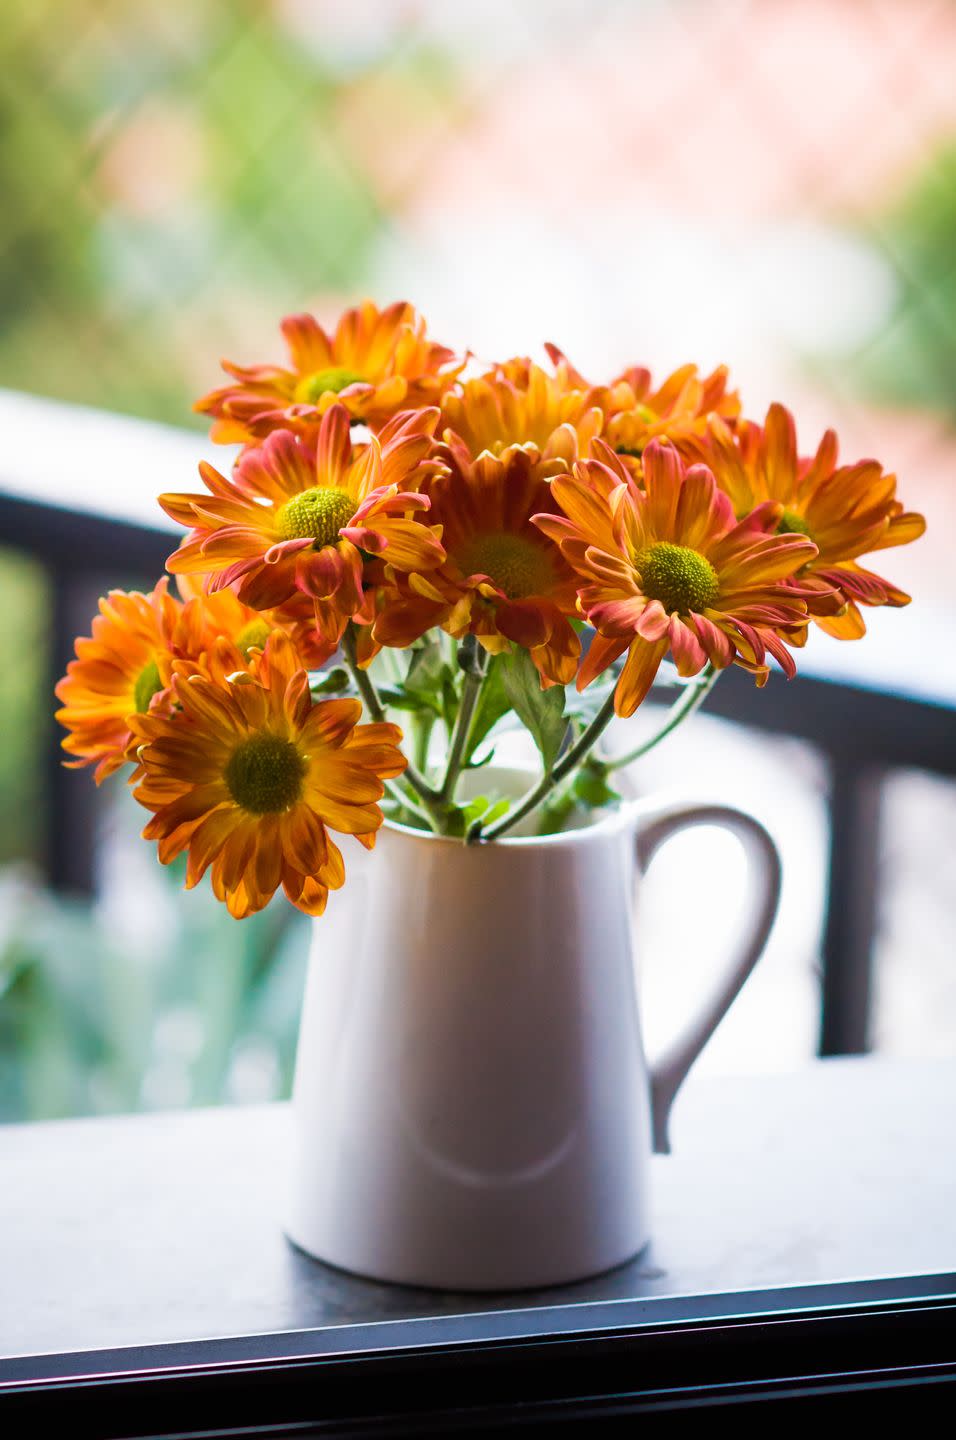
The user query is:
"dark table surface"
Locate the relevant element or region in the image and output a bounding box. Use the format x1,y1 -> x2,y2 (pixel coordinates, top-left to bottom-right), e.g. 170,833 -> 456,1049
2,1055 -> 954,1379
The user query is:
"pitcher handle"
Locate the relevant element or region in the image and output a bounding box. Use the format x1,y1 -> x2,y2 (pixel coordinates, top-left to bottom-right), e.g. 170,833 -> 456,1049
636,802 -> 782,1155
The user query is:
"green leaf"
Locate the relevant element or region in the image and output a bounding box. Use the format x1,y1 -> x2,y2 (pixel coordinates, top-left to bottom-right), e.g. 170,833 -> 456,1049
573,766 -> 622,809
405,639 -> 446,697
464,655 -> 512,762
441,804 -> 469,838
387,640 -> 453,717
500,649 -> 568,773
462,794 -> 511,829
374,686 -> 436,713
395,637 -> 462,730
535,782 -> 580,836
308,666 -> 351,696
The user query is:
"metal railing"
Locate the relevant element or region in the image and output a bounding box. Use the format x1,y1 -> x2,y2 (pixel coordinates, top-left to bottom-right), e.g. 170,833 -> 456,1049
2,395 -> 953,1062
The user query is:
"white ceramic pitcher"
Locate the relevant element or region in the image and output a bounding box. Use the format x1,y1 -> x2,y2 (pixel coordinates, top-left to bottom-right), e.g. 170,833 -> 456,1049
286,771 -> 781,1291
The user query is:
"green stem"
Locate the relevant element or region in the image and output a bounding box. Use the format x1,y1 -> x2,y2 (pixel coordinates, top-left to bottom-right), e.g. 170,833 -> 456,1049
438,662 -> 485,806
410,713 -> 434,773
382,777 -> 432,826
341,626 -> 446,831
602,666 -> 718,771
478,686 -> 620,843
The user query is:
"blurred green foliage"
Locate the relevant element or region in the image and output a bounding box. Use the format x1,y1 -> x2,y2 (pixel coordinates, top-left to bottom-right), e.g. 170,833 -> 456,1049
850,144 -> 956,421
0,549 -> 46,867
0,0 -> 456,423
0,799 -> 310,1121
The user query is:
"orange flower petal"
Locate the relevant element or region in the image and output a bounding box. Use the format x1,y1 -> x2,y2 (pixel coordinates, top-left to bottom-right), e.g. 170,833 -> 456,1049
615,638 -> 668,717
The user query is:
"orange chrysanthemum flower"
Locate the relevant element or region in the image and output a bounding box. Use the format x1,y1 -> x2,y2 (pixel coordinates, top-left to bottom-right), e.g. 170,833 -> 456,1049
546,344 -> 740,471
130,634 -> 406,919
535,440 -> 823,716
54,580 -> 318,783
161,404 -> 446,650
174,575 -> 332,672
55,581 -> 183,782
372,447 -> 581,686
695,404 -> 927,640
439,359 -> 602,479
194,300 -> 462,443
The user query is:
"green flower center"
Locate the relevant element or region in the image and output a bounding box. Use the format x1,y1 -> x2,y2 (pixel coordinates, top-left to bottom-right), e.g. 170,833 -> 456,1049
635,541 -> 719,614
456,532 -> 554,600
778,508 -> 812,537
296,367 -> 364,404
277,487 -> 355,547
235,619 -> 272,658
133,659 -> 163,713
224,734 -> 305,815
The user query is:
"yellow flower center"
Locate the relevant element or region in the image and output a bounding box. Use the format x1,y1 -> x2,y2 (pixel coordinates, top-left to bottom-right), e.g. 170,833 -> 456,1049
295,367 -> 364,404
277,487 -> 354,547
614,407 -> 658,458
133,659 -> 164,713
635,542 -> 719,614
456,532 -> 554,600
235,618 -> 272,658
224,733 -> 305,815
778,508 -> 812,538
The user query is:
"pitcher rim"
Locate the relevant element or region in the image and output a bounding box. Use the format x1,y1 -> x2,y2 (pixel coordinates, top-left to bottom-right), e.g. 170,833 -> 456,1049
382,767 -> 657,850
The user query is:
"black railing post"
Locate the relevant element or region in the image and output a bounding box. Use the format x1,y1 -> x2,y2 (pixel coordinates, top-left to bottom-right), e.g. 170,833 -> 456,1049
818,762 -> 884,1056
5,498 -> 173,895
4,485 -> 952,1046
46,565 -> 110,895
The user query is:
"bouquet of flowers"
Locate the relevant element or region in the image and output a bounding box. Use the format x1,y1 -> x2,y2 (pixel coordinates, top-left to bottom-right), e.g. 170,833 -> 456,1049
56,300 -> 925,919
